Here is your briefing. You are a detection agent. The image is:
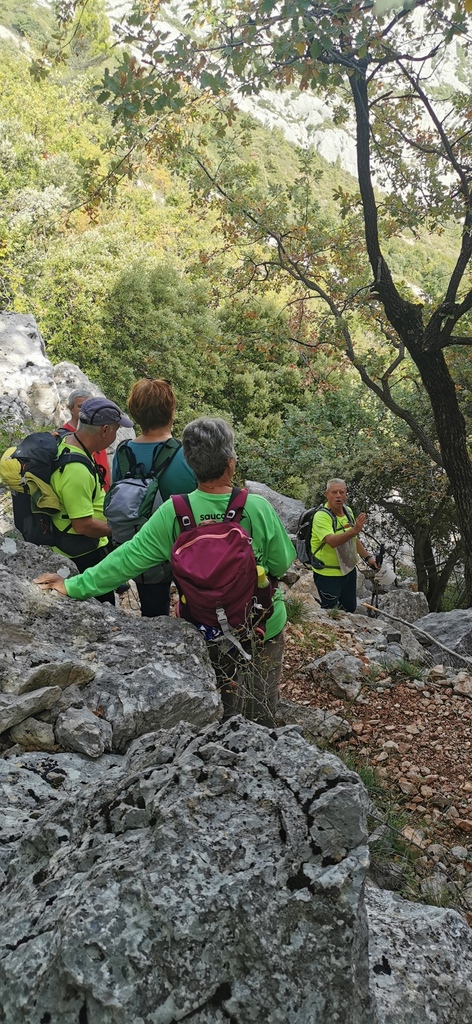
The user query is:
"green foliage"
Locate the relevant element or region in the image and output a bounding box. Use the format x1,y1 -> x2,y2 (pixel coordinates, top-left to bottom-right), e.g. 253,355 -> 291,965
75,0 -> 472,602
66,0 -> 111,61
283,594 -> 309,625
0,0 -> 52,43
391,660 -> 425,682
1,4 -> 471,608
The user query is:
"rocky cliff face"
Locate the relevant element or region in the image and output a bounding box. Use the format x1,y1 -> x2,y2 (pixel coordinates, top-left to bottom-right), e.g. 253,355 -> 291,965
0,310 -> 133,454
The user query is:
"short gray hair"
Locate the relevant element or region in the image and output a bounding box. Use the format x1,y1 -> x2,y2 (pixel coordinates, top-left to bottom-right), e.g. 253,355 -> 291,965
182,417 -> 235,482
77,422 -> 104,438
68,388 -> 92,410
326,478 -> 346,490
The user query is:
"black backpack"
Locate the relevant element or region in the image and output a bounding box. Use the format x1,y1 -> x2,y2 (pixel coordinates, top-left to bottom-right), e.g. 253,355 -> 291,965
295,503 -> 355,568
1,431 -> 102,556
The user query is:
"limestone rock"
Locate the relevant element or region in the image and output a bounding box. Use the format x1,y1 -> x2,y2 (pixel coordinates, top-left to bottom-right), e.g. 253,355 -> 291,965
1,639 -> 95,696
38,683 -> 90,723
414,608 -> 472,663
0,320 -> 133,487
377,589 -> 430,623
0,686 -> 62,734
245,479 -> 304,535
353,617 -> 427,665
0,719 -> 374,1024
0,751 -> 122,872
80,637 -> 221,752
366,885 -> 472,1023
9,717 -> 56,751
452,671 -> 472,698
308,650 -> 366,699
277,698 -> 352,741
55,706 -> 113,758
0,312 -> 61,429
289,570 -> 317,596
1,539 -> 221,750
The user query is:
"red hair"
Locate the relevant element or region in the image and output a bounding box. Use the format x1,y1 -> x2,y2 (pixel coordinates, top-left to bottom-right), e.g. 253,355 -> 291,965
127,379 -> 176,431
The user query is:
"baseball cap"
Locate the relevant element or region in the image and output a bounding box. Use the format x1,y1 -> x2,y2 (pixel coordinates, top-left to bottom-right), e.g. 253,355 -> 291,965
78,398 -> 133,428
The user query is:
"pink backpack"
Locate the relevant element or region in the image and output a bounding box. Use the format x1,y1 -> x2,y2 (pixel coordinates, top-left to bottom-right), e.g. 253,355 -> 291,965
171,488 -> 273,641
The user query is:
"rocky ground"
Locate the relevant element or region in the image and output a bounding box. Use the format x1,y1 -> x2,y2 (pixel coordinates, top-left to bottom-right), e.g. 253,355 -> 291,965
106,574 -> 472,917
280,611 -> 472,920
2,481 -> 471,922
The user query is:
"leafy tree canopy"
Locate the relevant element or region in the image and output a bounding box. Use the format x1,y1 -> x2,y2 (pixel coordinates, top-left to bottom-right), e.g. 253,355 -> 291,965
76,0 -> 472,600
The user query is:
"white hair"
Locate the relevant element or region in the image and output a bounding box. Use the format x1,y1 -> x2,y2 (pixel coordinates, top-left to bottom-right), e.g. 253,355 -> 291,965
68,388 -> 92,410
326,478 -> 346,490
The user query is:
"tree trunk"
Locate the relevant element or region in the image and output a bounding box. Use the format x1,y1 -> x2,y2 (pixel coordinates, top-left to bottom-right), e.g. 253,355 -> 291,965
411,344 -> 472,607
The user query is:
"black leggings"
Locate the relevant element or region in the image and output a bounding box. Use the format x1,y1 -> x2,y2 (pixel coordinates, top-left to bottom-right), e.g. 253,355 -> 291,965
135,581 -> 171,617
72,544 -> 115,605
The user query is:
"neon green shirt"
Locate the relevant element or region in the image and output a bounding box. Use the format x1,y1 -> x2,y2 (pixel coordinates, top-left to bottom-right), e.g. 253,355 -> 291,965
310,505 -> 355,577
65,490 -> 296,639
50,440 -> 108,557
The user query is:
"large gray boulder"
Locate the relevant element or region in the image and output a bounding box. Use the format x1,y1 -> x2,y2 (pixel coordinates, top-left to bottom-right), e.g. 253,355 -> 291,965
308,649 -> 366,700
1,506 -> 471,1022
0,314 -> 133,457
0,536 -> 222,754
0,751 -> 122,873
366,886 -> 472,1023
414,609 -> 472,663
245,480 -> 305,534
0,719 -> 374,1024
377,588 -> 430,624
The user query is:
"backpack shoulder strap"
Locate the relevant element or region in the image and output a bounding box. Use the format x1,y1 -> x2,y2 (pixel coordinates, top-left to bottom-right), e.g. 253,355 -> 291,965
54,426 -> 70,441
315,504 -> 337,531
172,486 -> 247,533
115,440 -> 137,478
54,450 -> 98,476
316,504 -> 354,530
150,438 -> 181,479
54,450 -> 101,500
172,493 -> 196,530
223,486 -> 247,523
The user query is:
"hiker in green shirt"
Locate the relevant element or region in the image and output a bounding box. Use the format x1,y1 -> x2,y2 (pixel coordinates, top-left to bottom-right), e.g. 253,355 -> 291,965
35,417 -> 296,726
311,478 -> 378,612
51,396 -> 133,605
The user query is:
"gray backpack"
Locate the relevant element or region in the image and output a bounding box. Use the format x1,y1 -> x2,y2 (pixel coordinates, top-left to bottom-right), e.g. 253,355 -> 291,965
104,438 -> 181,584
